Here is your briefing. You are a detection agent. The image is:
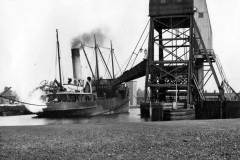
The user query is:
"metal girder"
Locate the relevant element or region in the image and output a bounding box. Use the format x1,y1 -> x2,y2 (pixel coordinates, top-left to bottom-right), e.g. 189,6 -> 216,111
155,38 -> 189,41
161,29 -> 190,46
193,19 -> 224,100
187,15 -> 194,106
154,16 -> 190,30
144,18 -> 154,101
161,45 -> 190,48
203,73 -> 213,87
148,83 -> 188,89
193,74 -> 205,101
143,15 -> 194,104
158,43 -> 185,61
162,41 -> 189,60
154,60 -> 188,64
162,28 -> 189,38
151,64 -> 188,81
151,64 -> 176,79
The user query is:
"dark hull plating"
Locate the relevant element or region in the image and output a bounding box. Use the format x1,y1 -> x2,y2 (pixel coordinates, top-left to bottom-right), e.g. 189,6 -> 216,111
37,97 -> 129,118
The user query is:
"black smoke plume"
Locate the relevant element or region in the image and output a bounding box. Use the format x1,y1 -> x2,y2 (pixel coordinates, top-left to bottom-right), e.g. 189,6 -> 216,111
71,28 -> 107,48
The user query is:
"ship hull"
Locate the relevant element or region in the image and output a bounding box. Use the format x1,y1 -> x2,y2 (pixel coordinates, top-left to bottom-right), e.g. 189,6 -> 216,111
37,97 -> 129,118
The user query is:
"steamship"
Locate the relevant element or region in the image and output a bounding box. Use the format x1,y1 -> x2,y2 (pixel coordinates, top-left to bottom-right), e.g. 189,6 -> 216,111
36,30 -> 129,118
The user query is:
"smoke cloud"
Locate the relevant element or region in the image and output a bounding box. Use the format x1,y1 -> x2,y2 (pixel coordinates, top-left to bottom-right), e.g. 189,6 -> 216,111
71,28 -> 107,48
24,89 -> 46,113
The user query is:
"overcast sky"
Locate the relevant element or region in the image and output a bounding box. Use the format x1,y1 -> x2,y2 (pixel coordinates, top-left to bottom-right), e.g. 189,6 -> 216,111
0,0 -> 240,99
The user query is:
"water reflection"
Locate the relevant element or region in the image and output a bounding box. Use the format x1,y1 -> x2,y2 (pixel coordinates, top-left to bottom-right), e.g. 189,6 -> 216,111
0,108 -> 143,126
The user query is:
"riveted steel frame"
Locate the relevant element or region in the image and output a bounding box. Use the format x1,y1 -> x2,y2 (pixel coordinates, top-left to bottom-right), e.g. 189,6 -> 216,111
144,15 -> 196,106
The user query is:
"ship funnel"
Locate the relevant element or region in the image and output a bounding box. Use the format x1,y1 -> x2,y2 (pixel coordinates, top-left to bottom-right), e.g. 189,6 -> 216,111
71,48 -> 82,84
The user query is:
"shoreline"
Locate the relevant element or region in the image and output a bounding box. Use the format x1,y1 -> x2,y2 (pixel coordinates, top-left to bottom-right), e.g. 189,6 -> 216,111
0,104 -> 32,116
1,119 -> 240,159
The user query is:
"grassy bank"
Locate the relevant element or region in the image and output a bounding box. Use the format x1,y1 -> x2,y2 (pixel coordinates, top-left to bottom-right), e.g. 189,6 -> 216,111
1,119 -> 240,159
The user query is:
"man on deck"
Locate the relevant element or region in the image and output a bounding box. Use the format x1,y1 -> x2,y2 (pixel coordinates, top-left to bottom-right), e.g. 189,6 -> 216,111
84,77 -> 92,93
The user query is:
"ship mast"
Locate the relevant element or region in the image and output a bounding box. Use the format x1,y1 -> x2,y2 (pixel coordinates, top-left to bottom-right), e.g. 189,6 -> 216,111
94,35 -> 100,80
56,29 -> 63,86
110,41 -> 115,79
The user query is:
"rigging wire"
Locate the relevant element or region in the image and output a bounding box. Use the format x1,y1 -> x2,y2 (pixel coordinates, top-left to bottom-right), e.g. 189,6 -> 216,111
104,53 -> 111,78
113,52 -> 123,76
123,19 -> 150,72
130,31 -> 149,68
99,49 -> 112,78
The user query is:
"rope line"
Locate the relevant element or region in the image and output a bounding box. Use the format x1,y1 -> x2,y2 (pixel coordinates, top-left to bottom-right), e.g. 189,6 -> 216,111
0,95 -> 46,107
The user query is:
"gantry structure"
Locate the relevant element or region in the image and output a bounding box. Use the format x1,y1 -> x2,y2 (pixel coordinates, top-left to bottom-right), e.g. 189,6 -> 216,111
113,0 -> 239,108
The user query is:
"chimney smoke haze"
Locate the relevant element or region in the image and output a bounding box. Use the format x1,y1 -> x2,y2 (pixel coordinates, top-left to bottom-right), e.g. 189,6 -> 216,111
71,28 -> 107,48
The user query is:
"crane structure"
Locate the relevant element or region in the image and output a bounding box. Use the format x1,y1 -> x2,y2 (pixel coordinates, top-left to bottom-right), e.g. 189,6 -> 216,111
145,0 -> 240,105
113,0 -> 240,120
145,0 -> 215,107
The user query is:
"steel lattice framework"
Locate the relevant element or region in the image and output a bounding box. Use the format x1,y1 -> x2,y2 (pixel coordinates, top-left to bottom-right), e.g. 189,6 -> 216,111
112,0 -> 240,109
144,11 -> 229,107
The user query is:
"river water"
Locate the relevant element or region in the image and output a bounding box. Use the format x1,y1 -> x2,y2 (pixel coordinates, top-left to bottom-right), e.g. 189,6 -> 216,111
0,108 -> 147,126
